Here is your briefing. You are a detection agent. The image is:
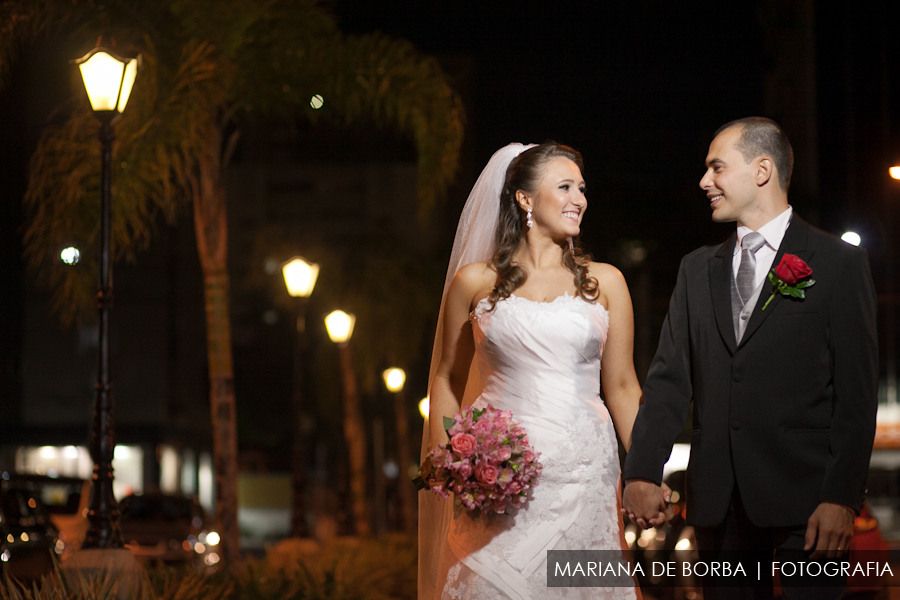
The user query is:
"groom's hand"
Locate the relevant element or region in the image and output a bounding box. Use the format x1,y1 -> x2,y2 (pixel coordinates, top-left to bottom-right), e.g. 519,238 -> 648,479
622,480 -> 669,529
804,502 -> 855,559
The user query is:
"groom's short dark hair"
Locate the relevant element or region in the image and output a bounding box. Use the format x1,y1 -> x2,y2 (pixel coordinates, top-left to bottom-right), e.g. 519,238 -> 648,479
716,117 -> 793,192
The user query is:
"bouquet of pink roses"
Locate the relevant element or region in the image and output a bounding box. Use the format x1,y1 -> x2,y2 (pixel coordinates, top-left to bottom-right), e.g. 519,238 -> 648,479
413,404 -> 542,514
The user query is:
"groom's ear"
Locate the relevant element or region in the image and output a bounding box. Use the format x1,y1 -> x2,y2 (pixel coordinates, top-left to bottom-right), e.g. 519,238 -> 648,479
755,156 -> 774,187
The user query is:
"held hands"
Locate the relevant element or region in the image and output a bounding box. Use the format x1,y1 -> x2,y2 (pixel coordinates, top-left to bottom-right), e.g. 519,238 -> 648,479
622,480 -> 673,529
804,502 -> 855,559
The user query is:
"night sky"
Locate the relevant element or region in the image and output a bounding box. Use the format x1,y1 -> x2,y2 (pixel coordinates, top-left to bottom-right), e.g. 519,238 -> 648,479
335,0 -> 767,259
333,1 -> 900,270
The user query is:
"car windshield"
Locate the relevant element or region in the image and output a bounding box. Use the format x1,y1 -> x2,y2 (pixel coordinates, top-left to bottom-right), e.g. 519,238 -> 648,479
120,495 -> 194,521
4,476 -> 87,516
37,481 -> 83,515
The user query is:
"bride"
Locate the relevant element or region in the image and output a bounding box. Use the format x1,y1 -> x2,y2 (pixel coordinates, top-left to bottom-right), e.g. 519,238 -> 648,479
419,142 -> 663,599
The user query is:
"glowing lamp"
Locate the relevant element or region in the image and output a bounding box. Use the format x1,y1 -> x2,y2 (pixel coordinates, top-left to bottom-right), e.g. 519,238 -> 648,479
383,368 -> 406,392
325,310 -> 355,344
282,256 -> 319,298
74,48 -> 139,116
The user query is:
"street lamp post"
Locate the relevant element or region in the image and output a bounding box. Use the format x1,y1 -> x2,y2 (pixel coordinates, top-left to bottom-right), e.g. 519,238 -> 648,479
73,44 -> 139,549
281,257 -> 319,538
325,310 -> 371,537
886,167 -> 900,405
383,368 -> 416,533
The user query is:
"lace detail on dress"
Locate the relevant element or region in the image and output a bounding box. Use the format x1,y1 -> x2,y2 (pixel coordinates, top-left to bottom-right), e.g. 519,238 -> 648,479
438,287 -> 634,599
470,292 -> 609,323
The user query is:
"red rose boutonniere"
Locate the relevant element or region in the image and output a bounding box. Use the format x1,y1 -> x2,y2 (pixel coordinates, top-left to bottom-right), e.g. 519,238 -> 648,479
762,254 -> 815,310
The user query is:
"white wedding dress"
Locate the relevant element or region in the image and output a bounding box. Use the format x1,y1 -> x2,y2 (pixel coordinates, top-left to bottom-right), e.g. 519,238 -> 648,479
436,293 -> 637,599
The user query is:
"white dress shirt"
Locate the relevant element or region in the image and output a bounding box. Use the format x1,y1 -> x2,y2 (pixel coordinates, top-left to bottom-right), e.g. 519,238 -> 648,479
733,206 -> 793,289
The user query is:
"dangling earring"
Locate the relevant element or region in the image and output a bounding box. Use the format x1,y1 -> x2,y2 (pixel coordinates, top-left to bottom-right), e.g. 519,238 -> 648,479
526,209 -> 533,229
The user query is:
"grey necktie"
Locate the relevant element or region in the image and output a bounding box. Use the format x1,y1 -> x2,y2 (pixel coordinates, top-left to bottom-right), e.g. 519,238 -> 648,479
736,232 -> 766,305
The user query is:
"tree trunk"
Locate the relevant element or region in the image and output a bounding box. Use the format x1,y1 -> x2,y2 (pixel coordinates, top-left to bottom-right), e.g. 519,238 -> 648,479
393,387 -> 417,533
291,298 -> 309,537
338,343 -> 371,537
192,124 -> 240,566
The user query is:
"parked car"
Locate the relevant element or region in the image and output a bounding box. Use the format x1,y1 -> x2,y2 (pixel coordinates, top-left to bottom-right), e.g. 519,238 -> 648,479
119,493 -> 221,570
6,474 -> 90,560
0,480 -> 60,582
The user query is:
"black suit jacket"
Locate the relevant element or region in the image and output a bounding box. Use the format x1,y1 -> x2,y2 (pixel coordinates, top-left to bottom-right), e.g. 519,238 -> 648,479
623,216 -> 879,528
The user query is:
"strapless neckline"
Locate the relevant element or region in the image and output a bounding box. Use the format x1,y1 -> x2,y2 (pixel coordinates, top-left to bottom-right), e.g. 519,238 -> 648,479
470,292 -> 609,322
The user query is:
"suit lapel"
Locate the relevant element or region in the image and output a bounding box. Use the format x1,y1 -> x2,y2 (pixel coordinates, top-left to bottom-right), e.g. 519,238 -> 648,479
737,216 -> 814,348
709,234 -> 737,355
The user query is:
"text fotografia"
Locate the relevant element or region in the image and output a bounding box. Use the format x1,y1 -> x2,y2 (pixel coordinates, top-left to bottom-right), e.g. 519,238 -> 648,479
546,551 -> 893,588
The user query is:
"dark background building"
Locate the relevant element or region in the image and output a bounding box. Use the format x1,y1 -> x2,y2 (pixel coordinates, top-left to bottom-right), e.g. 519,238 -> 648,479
1,0 -> 899,536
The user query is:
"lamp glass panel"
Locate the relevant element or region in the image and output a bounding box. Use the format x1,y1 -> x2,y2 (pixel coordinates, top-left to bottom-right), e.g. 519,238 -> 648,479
325,310 -> 355,343
116,58 -> 139,112
78,52 -> 125,111
383,368 -> 406,392
282,258 -> 319,297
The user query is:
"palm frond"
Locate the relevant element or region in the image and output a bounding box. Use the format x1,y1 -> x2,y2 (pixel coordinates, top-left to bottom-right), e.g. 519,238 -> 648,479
232,9 -> 464,212
314,32 -> 465,211
11,0 -> 463,325
20,28 -> 228,323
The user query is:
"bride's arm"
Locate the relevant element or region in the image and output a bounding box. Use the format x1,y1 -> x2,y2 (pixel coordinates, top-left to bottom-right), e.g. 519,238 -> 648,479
428,263 -> 489,449
595,263 -> 643,451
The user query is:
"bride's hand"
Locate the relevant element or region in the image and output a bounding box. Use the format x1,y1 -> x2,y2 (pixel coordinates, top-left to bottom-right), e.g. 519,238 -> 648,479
660,482 -> 675,523
661,481 -> 672,505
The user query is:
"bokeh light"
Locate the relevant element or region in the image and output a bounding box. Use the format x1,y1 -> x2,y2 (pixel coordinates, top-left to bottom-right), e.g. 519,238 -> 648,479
61,247 -> 80,265
841,231 -> 861,246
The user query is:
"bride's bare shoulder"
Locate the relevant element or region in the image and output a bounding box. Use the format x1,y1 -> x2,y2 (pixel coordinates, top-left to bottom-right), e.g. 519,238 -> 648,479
587,261 -> 625,285
454,260 -> 495,286
450,261 -> 496,305
587,262 -> 629,303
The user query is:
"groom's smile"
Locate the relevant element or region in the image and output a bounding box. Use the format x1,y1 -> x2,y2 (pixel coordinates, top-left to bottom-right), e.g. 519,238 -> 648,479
699,126 -> 762,226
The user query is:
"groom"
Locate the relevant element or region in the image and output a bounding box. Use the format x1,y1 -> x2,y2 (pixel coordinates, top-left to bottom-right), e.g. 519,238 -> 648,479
622,117 -> 878,598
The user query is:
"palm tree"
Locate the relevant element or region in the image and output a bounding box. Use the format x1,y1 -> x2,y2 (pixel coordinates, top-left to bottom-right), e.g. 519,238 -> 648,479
0,0 -> 463,564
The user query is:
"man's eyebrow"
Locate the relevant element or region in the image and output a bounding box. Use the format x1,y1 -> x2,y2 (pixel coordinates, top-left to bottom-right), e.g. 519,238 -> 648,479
707,158 -> 725,167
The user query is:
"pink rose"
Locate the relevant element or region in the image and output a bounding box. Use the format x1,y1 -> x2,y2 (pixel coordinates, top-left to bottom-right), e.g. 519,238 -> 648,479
474,463 -> 498,487
523,449 -> 535,463
458,461 -> 473,479
495,446 -> 512,461
451,433 -> 477,457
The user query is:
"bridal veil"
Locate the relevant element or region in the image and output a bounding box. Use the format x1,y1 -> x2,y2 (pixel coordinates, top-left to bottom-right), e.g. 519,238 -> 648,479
418,143 -> 535,599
